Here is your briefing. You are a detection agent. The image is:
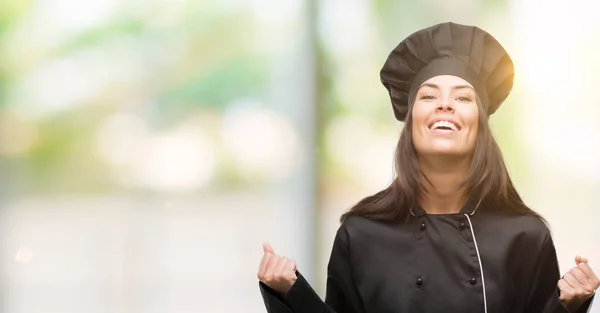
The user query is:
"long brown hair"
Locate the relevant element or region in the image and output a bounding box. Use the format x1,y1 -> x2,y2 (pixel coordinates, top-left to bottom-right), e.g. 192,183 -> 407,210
341,98 -> 541,223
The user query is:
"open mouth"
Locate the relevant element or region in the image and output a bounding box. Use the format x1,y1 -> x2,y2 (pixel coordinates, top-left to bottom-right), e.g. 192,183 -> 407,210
428,120 -> 461,131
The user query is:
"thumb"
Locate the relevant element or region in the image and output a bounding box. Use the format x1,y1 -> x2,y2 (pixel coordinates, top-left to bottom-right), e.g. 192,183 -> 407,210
575,255 -> 587,265
263,243 -> 275,255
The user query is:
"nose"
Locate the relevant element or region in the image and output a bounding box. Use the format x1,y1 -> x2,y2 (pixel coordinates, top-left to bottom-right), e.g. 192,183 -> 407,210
436,101 -> 454,113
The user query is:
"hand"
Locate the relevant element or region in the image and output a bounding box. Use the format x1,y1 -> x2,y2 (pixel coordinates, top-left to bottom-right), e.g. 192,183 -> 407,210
559,256 -> 600,312
257,243 -> 297,295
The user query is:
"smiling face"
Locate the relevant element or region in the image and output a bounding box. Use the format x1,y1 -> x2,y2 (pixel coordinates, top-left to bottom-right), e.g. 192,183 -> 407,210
411,75 -> 479,158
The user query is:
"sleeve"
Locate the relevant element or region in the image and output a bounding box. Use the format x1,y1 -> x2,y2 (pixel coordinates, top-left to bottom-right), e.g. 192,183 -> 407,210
258,229 -> 364,313
524,233 -> 595,313
524,233 -> 567,313
259,279 -> 294,313
572,294 -> 594,313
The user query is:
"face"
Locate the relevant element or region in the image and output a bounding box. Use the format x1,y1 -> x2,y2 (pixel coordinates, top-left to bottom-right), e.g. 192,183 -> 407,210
411,75 -> 479,158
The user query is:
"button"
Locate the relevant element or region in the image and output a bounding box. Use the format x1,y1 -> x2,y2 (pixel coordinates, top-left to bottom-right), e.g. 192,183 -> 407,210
416,277 -> 423,286
469,277 -> 477,285
420,223 -> 426,231
459,222 -> 466,230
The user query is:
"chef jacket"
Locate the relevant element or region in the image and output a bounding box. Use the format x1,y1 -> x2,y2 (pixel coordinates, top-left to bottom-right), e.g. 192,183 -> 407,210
259,203 -> 595,313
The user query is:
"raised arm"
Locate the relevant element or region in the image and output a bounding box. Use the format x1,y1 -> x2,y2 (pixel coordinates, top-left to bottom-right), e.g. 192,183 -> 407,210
557,256 -> 598,313
524,234 -> 597,313
257,229 -> 364,313
524,233 -> 567,313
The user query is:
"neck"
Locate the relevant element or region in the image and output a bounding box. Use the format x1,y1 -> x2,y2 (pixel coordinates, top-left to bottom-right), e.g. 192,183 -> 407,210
418,155 -> 471,214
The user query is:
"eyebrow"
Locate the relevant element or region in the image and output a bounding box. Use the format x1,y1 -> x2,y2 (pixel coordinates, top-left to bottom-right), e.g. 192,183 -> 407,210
420,83 -> 475,92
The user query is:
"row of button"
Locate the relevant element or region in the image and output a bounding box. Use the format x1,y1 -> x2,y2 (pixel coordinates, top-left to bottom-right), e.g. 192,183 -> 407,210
419,221 -> 467,231
415,277 -> 478,286
416,220 -> 477,288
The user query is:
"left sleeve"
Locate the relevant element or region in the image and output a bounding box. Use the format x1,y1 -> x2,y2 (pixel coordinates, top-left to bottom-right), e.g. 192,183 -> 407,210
571,293 -> 595,313
524,233 -> 568,313
525,233 -> 596,313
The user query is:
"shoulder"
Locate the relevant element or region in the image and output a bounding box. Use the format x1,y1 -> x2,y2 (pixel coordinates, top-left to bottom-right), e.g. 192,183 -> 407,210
501,212 -> 550,233
336,215 -> 369,242
336,214 -> 401,246
482,210 -> 552,245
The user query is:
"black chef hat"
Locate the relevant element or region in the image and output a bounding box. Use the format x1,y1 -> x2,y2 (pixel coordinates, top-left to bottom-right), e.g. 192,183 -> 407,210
380,22 -> 514,121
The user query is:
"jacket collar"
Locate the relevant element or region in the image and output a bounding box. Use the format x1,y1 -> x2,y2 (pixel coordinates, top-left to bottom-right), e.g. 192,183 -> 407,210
410,197 -> 483,217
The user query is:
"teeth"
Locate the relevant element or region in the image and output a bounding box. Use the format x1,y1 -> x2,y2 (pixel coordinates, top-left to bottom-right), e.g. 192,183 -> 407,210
431,120 -> 458,131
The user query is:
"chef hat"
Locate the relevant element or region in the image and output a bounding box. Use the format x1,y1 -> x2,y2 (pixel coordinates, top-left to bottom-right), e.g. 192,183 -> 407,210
380,22 -> 514,122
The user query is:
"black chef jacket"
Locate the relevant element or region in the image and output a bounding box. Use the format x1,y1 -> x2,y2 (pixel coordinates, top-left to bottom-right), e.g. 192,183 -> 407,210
259,204 -> 595,313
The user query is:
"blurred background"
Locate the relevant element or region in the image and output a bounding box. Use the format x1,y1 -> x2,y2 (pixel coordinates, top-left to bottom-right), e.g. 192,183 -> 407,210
0,0 -> 599,312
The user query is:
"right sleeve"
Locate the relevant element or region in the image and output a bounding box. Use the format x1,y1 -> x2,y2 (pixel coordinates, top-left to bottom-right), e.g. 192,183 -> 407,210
258,229 -> 364,313
259,280 -> 294,313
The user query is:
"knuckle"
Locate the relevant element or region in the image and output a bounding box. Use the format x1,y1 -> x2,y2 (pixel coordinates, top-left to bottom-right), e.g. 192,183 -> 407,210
289,261 -> 297,271
571,268 -> 580,274
289,272 -> 298,280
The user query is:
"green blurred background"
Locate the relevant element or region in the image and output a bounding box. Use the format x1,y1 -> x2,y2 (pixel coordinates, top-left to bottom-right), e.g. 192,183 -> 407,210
0,0 -> 599,312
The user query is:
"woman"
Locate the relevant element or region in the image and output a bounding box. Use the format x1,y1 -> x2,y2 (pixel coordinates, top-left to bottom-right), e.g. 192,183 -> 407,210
256,22 -> 598,313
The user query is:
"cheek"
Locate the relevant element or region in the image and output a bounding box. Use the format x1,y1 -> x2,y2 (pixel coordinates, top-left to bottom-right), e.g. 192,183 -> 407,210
410,105 -> 429,148
462,105 -> 479,129
410,108 -> 425,138
411,103 -> 428,127
464,110 -> 479,141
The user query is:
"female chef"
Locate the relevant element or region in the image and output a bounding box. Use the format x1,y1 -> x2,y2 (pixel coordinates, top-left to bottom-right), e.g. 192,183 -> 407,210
256,22 -> 598,313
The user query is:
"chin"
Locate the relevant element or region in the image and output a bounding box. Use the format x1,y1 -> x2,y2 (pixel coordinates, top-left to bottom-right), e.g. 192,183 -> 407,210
426,146 -> 468,156
430,144 -> 460,153
430,150 -> 462,156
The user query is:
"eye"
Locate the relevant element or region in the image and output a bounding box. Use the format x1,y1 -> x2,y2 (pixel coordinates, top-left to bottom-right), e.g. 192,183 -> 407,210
420,94 -> 436,100
456,96 -> 472,102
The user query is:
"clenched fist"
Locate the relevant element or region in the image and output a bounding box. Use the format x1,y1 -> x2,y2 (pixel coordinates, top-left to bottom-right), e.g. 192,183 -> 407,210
257,243 -> 297,295
559,256 -> 599,312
